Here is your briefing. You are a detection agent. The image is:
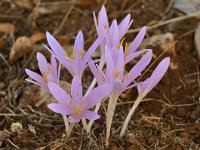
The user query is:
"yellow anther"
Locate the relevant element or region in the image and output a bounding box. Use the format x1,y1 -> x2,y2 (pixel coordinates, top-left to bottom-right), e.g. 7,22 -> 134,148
79,48 -> 83,57
68,99 -> 73,108
117,38 -> 126,49
82,99 -> 85,103
71,55 -> 77,60
125,42 -> 129,56
47,66 -> 51,74
72,45 -> 75,51
113,70 -> 120,77
126,73 -> 131,77
120,77 -> 125,81
42,72 -> 47,83
64,50 -> 68,57
104,24 -> 108,29
74,107 -> 81,115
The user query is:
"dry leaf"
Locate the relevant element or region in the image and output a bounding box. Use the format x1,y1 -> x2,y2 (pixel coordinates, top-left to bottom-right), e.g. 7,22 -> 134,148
0,23 -> 15,35
12,0 -> 34,10
140,32 -> 176,56
30,32 -> 45,43
0,38 -> 7,49
9,36 -> 33,62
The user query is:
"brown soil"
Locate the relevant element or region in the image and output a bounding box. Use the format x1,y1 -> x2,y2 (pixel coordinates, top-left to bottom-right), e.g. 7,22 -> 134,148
0,0 -> 200,149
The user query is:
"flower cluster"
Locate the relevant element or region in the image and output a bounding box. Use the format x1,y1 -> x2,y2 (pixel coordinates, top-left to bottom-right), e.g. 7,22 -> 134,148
25,6 -> 170,143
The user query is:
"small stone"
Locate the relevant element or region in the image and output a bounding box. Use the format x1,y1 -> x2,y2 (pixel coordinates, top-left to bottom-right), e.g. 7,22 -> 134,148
9,36 -> 33,62
11,122 -> 23,133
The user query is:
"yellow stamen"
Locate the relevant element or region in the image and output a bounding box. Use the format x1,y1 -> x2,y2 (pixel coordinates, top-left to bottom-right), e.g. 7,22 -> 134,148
120,77 -> 125,81
79,48 -> 83,57
42,72 -> 47,83
125,42 -> 129,56
72,45 -> 75,51
113,70 -> 120,77
117,38 -> 126,49
68,99 -> 73,108
74,107 -> 81,115
71,55 -> 77,60
64,50 -> 68,57
47,67 -> 51,74
104,24 -> 108,29
126,73 -> 131,77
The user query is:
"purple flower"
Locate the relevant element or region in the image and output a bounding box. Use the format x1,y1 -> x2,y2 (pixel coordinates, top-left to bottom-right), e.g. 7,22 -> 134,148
90,45 -> 153,94
137,57 -> 170,97
47,76 -> 111,123
44,31 -> 104,77
94,6 -> 132,48
25,52 -> 59,88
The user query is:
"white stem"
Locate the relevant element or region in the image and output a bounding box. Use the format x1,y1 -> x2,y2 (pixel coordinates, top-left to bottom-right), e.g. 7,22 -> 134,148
81,118 -> 88,131
119,94 -> 144,137
62,115 -> 69,135
86,101 -> 101,133
82,59 -> 105,131
67,123 -> 74,137
106,94 -> 119,146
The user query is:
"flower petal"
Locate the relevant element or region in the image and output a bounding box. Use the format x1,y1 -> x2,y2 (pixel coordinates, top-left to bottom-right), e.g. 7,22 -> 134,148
125,49 -> 150,64
46,32 -> 65,58
82,110 -> 100,121
74,31 -> 84,53
128,26 -> 146,54
48,103 -> 71,115
48,82 -> 71,105
50,54 -> 58,82
118,14 -> 132,39
124,50 -> 152,86
105,45 -> 115,80
137,57 -> 170,95
37,52 -> 48,73
84,84 -> 111,109
83,34 -> 104,65
25,69 -> 45,85
71,75 -> 82,102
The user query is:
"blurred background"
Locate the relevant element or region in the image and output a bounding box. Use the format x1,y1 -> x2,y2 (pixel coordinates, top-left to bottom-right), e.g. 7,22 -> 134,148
0,0 -> 200,149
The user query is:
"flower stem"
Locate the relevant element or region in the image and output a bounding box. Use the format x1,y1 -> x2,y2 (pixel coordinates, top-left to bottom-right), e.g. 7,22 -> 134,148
66,123 -> 74,137
82,59 -> 105,132
106,93 -> 119,146
119,94 -> 144,137
86,101 -> 101,133
62,115 -> 69,135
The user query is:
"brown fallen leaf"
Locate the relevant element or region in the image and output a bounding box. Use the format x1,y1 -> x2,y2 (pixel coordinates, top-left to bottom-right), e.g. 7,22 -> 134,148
9,36 -> 33,62
194,22 -> 200,59
0,38 -> 7,49
30,32 -> 45,43
12,0 -> 35,10
140,32 -> 176,57
0,23 -> 15,35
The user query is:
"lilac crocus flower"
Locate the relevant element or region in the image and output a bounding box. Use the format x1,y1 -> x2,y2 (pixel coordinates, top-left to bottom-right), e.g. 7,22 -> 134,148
93,5 -> 132,48
47,75 -> 111,123
90,45 -> 153,94
44,31 -> 104,77
137,57 -> 170,97
120,57 -> 170,137
25,52 -> 59,88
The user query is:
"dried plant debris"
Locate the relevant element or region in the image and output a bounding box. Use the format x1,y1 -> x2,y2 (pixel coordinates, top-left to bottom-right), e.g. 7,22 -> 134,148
173,0 -> 200,14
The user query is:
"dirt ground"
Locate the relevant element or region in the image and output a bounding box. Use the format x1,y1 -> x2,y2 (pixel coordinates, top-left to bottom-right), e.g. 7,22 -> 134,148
0,0 -> 200,149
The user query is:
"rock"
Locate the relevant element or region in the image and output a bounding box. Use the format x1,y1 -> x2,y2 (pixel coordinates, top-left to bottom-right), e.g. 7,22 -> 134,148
194,23 -> 200,59
0,23 -> 15,35
30,32 -> 45,43
140,32 -> 176,57
9,36 -> 33,62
